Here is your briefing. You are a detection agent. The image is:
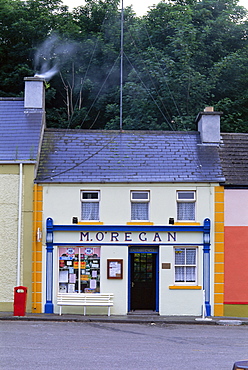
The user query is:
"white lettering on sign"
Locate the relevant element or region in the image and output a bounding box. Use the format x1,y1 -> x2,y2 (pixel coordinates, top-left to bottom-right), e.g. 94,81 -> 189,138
79,231 -> 177,244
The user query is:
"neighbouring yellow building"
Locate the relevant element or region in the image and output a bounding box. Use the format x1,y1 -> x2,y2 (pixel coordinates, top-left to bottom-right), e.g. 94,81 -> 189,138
0,77 -> 45,312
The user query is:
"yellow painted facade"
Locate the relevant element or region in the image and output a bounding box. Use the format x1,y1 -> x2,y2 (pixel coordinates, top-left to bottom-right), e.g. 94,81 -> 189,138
214,186 -> 224,317
0,164 -> 35,312
32,184 -> 43,313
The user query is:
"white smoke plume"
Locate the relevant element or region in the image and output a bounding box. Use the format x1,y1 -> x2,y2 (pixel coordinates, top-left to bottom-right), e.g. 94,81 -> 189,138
34,34 -> 77,81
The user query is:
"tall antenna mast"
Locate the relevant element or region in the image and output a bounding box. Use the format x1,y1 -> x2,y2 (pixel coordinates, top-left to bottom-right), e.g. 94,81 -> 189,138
120,0 -> 124,131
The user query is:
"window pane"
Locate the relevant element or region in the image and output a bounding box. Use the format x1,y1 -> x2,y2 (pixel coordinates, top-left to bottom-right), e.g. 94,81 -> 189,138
177,202 -> 195,220
175,266 -> 184,282
186,266 -> 196,282
131,202 -> 148,220
58,247 -> 100,294
82,192 -> 99,200
132,192 -> 149,200
81,202 -> 99,220
177,191 -> 195,200
186,249 -> 196,265
175,249 -> 185,264
174,248 -> 197,284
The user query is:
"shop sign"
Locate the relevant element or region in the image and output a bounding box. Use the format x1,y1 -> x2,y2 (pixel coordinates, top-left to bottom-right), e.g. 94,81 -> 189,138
79,230 -> 177,244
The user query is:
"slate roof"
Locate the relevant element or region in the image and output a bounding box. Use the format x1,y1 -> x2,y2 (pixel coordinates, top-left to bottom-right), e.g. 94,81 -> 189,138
219,133 -> 248,186
36,129 -> 224,183
0,99 -> 44,161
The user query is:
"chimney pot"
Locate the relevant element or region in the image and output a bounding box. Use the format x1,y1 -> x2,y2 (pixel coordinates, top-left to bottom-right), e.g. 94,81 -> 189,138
204,106 -> 214,112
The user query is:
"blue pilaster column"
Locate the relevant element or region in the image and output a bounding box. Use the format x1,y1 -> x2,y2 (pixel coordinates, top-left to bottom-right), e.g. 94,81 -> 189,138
44,217 -> 54,314
203,218 -> 211,316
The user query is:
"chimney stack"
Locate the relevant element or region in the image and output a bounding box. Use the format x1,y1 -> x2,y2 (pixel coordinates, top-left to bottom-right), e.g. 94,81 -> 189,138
24,77 -> 45,110
196,107 -> 222,144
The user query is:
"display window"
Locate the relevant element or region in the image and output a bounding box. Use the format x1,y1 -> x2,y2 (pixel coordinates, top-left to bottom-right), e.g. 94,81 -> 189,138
58,247 -> 100,293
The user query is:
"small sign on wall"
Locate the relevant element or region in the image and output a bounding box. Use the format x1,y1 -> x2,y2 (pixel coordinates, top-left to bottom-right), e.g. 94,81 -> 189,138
162,263 -> 171,269
107,259 -> 123,279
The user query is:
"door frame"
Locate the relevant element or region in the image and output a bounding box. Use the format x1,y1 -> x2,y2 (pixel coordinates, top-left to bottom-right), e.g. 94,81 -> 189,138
128,246 -> 159,312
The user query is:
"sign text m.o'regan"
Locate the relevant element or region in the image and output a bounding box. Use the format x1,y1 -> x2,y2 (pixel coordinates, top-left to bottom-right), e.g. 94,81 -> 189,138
80,231 -> 176,244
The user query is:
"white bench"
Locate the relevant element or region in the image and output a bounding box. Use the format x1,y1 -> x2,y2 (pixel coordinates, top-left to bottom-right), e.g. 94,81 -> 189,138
57,293 -> 114,316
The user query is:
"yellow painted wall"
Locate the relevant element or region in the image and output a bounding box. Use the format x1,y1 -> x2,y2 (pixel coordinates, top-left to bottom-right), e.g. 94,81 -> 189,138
32,184 -> 43,313
0,164 -> 35,312
214,186 -> 224,317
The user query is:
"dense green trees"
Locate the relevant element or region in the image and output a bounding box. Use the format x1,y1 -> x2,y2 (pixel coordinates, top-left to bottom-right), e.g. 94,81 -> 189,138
0,0 -> 247,131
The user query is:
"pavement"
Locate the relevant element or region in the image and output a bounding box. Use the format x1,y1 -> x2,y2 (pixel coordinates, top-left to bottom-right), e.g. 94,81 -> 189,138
1,311 -> 248,325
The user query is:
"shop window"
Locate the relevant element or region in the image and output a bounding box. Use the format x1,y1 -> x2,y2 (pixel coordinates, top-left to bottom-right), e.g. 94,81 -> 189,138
174,247 -> 197,283
131,191 -> 149,221
81,191 -> 100,221
58,247 -> 100,293
177,191 -> 196,221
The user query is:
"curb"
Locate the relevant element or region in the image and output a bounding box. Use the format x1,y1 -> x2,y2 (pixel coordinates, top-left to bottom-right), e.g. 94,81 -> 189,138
1,314 -> 248,325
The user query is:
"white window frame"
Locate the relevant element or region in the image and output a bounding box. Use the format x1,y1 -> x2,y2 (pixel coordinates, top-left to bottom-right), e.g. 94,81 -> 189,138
176,190 -> 196,221
81,190 -> 100,221
130,190 -> 150,221
174,247 -> 198,285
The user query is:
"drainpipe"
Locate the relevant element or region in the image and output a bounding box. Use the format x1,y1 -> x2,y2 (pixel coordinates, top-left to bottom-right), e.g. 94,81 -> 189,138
17,163 -> 23,286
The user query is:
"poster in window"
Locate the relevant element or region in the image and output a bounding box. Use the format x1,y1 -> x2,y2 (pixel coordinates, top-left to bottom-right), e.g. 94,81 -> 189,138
90,279 -> 97,289
68,284 -> 75,293
59,270 -> 69,283
107,259 -> 123,279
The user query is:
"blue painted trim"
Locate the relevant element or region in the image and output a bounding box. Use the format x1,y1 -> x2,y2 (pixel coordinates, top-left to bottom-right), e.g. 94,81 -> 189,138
129,249 -> 158,253
46,217 -> 211,316
53,242 -> 203,247
155,252 -> 159,312
128,247 -> 159,313
205,302 -> 211,317
128,255 -> 131,312
44,302 -> 54,314
203,218 -> 211,317
50,224 -> 205,232
45,218 -> 54,314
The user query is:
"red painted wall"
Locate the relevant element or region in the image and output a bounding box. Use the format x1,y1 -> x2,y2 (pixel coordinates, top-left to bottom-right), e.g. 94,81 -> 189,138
224,226 -> 248,303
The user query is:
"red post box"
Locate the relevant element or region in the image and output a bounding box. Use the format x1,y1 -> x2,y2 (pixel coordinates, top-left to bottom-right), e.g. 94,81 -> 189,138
13,286 -> 27,316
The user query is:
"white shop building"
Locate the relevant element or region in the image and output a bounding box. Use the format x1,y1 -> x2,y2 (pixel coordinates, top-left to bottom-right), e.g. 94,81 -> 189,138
36,112 -> 224,316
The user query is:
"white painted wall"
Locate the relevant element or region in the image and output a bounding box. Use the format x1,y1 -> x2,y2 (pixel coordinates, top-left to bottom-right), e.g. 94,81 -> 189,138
159,246 -> 203,315
43,183 -> 214,225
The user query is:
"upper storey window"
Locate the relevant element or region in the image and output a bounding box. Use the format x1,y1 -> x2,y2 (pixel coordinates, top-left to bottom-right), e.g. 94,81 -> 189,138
81,191 -> 100,221
177,191 -> 196,221
131,191 -> 149,221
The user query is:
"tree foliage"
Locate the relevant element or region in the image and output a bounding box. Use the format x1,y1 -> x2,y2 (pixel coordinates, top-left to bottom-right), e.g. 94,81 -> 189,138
0,0 -> 247,132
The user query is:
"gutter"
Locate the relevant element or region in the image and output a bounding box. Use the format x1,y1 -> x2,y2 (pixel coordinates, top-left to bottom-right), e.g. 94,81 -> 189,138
0,161 -> 36,164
